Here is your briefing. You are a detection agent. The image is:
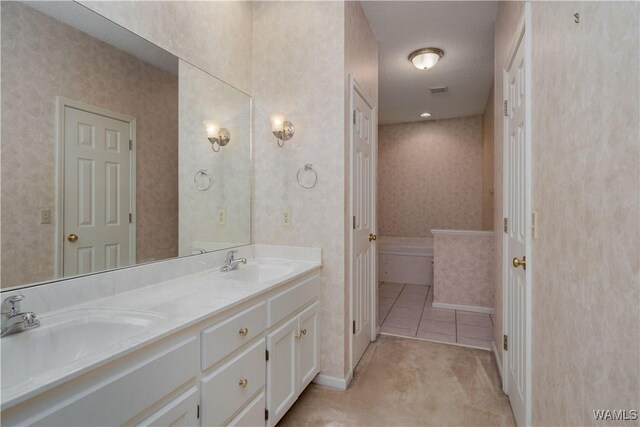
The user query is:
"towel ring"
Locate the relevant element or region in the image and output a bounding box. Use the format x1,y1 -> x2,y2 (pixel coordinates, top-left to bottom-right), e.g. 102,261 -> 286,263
296,164 -> 317,189
194,169 -> 212,191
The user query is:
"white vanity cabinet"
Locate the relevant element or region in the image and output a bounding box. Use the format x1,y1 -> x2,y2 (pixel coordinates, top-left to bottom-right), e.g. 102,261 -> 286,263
1,267 -> 321,427
266,302 -> 320,427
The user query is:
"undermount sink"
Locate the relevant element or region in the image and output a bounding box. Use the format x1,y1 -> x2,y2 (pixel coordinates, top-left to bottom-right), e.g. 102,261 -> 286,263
220,261 -> 293,283
1,308 -> 164,388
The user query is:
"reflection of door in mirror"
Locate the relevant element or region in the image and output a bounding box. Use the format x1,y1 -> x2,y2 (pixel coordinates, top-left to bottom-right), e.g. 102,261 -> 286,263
61,103 -> 135,277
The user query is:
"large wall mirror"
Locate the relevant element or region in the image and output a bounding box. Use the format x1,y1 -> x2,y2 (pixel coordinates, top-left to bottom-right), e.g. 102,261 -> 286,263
1,1 -> 252,290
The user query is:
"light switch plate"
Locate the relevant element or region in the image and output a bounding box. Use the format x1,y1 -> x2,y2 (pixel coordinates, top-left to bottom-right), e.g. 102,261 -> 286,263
40,209 -> 51,224
282,209 -> 291,226
217,209 -> 226,225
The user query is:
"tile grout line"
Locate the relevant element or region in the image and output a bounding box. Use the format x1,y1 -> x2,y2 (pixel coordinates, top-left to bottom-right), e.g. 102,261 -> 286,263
413,285 -> 430,337
380,283 -> 405,328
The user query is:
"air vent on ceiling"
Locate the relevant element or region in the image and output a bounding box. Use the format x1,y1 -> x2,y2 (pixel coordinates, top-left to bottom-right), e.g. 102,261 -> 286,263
429,86 -> 449,94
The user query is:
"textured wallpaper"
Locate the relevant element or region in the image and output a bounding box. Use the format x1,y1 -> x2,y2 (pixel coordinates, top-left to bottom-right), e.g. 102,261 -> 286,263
0,2 -> 178,288
433,233 -> 494,308
78,1 -> 253,95
252,1 -> 346,379
378,117 -> 483,238
530,2 -> 639,424
178,60 -> 251,255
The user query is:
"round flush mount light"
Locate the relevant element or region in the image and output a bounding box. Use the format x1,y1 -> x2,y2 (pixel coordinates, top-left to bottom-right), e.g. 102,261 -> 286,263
420,112 -> 432,118
408,48 -> 444,70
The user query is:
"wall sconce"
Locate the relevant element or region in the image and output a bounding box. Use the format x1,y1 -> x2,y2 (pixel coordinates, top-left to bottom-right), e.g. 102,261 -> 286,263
203,120 -> 231,152
270,114 -> 295,148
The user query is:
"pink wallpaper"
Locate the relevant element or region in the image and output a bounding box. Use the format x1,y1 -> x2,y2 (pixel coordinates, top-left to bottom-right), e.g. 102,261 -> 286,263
1,3 -> 178,287
378,116 -> 483,237
433,232 -> 494,309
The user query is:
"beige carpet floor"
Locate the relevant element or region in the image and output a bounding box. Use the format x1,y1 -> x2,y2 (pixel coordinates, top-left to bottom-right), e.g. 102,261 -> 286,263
278,335 -> 515,426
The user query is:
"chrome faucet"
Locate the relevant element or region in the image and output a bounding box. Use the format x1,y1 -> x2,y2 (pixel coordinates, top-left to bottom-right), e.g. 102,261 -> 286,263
220,250 -> 247,272
1,295 -> 40,338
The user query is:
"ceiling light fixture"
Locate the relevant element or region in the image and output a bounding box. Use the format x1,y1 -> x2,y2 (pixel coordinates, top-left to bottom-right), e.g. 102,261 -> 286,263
408,48 -> 444,70
420,112 -> 432,118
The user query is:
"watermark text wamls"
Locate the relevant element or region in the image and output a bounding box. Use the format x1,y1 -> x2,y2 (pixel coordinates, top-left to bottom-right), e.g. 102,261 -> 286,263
593,409 -> 638,421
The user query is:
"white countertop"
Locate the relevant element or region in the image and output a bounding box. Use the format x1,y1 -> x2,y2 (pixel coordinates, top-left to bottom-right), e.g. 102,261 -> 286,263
0,252 -> 321,409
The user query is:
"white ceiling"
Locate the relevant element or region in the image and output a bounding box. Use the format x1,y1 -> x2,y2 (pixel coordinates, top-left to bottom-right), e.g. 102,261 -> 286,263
361,1 -> 497,125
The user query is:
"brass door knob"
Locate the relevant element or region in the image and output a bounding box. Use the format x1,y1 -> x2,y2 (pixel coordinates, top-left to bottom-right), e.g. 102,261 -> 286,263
67,234 -> 78,242
512,256 -> 526,270
238,378 -> 248,388
239,328 -> 248,337
369,233 -> 377,242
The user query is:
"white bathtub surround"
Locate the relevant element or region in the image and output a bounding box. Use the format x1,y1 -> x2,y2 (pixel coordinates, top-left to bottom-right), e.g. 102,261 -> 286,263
378,236 -> 434,286
431,230 -> 495,313
0,244 -> 321,412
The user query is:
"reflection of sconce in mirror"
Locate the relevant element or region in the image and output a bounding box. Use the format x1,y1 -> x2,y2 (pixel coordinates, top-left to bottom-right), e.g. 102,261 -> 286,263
203,120 -> 231,152
270,114 -> 295,148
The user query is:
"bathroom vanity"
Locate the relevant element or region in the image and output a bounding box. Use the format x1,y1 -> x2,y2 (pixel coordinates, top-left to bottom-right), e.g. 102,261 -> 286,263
1,246 -> 321,427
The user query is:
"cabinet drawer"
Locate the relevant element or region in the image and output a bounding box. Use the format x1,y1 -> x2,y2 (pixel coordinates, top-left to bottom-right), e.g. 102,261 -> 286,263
228,392 -> 265,427
268,274 -> 320,327
201,339 -> 266,426
202,302 -> 267,370
30,336 -> 199,427
136,386 -> 198,427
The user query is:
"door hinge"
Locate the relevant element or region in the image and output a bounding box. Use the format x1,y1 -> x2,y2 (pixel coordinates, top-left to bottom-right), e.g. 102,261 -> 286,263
503,335 -> 508,351
503,100 -> 508,117
353,110 -> 356,125
353,216 -> 356,230
265,409 -> 269,421
129,139 -> 132,150
196,404 -> 200,419
352,320 -> 356,334
503,217 -> 508,233
129,213 -> 133,224
265,350 -> 269,361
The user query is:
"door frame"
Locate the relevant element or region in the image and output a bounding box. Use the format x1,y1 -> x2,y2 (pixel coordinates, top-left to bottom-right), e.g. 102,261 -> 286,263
55,96 -> 137,278
501,3 -> 532,425
348,74 -> 377,376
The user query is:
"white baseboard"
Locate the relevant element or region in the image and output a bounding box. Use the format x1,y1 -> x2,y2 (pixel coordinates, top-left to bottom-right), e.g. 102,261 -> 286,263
491,340 -> 503,381
313,371 -> 352,390
431,302 -> 494,315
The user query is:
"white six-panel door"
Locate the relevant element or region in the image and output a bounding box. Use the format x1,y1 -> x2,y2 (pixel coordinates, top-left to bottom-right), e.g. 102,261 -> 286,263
503,4 -> 532,426
351,77 -> 376,370
63,106 -> 133,276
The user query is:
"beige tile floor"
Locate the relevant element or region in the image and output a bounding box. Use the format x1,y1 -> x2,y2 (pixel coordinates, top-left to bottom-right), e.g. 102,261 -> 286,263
379,283 -> 494,350
278,335 -> 515,426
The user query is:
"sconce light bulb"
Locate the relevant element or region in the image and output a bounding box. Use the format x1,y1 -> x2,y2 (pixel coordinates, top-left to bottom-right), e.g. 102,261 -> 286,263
271,114 -> 285,132
203,120 -> 219,138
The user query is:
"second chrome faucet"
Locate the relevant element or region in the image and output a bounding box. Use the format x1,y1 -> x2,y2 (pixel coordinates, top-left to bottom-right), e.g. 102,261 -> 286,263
220,250 -> 247,272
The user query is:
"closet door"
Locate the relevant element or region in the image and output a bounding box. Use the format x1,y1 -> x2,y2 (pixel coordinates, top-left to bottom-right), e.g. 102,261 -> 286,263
266,316 -> 298,427
297,302 -> 320,391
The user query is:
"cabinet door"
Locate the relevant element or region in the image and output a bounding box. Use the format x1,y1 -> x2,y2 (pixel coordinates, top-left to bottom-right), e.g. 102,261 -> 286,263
266,316 -> 298,427
297,301 -> 320,392
137,387 -> 198,427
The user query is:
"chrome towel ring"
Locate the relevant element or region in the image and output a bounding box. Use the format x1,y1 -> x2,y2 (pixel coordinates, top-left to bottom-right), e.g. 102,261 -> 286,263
296,164 -> 317,189
194,169 -> 212,191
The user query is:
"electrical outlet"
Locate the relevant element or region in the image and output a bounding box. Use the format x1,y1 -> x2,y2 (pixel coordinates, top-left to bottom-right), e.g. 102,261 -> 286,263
217,209 -> 226,225
282,209 -> 291,226
40,209 -> 51,224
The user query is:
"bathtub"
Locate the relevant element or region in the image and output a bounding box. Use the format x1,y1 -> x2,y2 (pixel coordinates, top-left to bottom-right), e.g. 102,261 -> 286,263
377,236 -> 434,286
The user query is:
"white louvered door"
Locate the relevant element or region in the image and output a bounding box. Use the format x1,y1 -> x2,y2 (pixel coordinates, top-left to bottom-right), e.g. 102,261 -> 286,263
64,106 -> 132,276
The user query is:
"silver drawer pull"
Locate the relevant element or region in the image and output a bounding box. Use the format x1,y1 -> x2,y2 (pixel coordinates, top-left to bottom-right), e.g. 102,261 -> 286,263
239,378 -> 248,388
239,327 -> 249,336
